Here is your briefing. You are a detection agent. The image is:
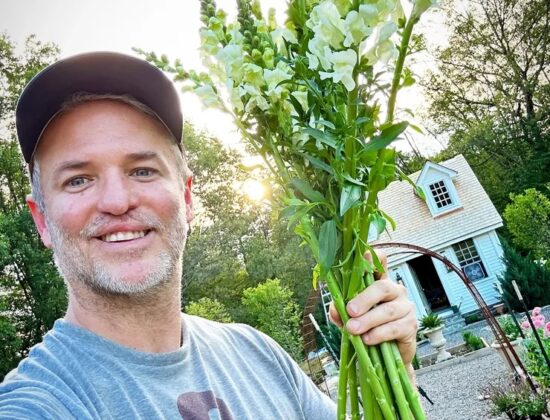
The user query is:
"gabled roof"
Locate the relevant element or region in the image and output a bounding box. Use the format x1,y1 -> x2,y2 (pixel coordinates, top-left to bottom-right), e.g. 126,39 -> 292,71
416,161 -> 458,186
372,154 -> 502,257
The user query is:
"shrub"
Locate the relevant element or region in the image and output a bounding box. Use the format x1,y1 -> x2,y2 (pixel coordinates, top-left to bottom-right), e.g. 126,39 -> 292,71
503,186 -> 550,260
486,382 -> 548,419
242,279 -> 304,361
497,314 -> 521,341
498,239 -> 550,310
186,297 -> 233,323
320,321 -> 342,361
464,312 -> 483,325
420,313 -> 442,330
462,331 -> 484,351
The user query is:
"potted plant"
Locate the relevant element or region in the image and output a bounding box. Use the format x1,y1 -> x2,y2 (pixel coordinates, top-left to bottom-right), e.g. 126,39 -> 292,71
420,313 -> 451,362
492,314 -> 524,367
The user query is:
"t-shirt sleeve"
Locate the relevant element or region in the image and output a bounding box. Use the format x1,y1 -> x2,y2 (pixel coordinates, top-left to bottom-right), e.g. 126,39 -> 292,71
254,330 -> 337,419
0,386 -> 74,419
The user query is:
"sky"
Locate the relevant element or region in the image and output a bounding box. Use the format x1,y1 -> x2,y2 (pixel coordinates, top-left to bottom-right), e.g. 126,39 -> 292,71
1,0 -> 446,155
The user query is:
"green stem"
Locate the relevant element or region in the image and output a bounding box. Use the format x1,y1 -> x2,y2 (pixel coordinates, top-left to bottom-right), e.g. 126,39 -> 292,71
337,331 -> 351,420
386,14 -> 419,124
348,347 -> 360,420
391,343 -> 426,420
326,272 -> 396,420
380,341 -> 412,420
369,344 -> 395,417
358,361 -> 374,420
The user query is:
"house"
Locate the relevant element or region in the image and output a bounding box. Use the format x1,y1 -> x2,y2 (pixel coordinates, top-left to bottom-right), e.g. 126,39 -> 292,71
370,154 -> 504,319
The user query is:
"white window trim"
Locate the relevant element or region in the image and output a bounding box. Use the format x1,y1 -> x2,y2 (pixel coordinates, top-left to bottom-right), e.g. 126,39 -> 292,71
452,237 -> 490,281
424,177 -> 461,217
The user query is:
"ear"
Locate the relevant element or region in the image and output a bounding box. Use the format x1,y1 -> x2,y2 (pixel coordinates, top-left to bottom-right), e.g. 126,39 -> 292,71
184,176 -> 194,224
26,195 -> 53,248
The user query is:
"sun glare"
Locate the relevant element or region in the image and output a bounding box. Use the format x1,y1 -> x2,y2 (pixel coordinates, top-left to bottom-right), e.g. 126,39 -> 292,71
242,179 -> 266,202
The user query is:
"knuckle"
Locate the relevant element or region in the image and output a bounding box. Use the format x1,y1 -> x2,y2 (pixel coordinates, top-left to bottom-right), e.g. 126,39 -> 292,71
385,303 -> 396,318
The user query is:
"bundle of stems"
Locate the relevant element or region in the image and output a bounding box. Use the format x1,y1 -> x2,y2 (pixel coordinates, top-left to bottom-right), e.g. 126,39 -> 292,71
140,0 -> 435,417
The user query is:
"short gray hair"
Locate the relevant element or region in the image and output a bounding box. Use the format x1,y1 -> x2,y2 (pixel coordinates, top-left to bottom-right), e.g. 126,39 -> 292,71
31,93 -> 192,212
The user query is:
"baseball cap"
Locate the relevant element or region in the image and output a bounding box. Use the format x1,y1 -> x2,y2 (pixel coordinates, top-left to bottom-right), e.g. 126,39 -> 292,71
16,51 -> 183,164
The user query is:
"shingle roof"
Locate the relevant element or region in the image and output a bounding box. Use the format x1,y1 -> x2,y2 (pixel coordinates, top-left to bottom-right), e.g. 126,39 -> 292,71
371,154 -> 502,251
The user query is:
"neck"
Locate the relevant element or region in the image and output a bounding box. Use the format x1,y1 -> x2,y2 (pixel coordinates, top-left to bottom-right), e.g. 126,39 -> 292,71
64,274 -> 183,353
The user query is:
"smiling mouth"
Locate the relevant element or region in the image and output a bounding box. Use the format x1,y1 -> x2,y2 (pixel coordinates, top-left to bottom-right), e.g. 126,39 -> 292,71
100,230 -> 151,243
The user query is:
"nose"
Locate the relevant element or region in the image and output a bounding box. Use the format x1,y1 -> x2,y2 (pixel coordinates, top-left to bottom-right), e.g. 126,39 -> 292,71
96,171 -> 138,215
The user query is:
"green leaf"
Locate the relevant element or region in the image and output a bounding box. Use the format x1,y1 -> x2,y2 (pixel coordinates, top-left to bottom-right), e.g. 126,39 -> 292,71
410,124 -> 424,134
366,245 -> 384,274
363,121 -> 409,153
319,220 -> 337,278
313,119 -> 336,130
343,173 -> 367,187
288,94 -> 306,120
312,264 -> 320,290
379,209 -> 397,231
370,212 -> 386,235
290,178 -> 326,203
340,183 -> 362,216
415,185 -> 426,200
298,153 -> 334,175
303,127 -> 337,149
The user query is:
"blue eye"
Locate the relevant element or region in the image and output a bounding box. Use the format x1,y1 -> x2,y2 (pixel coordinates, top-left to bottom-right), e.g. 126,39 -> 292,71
133,168 -> 156,177
67,177 -> 89,187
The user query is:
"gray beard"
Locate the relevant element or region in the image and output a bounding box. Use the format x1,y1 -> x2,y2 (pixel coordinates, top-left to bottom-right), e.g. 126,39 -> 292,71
46,210 -> 187,297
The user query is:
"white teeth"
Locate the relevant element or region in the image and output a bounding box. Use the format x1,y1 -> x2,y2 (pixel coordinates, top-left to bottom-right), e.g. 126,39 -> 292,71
101,231 -> 146,242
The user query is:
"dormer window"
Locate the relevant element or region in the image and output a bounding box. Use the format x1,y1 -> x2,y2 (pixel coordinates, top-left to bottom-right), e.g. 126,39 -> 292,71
416,161 -> 462,217
429,180 -> 453,209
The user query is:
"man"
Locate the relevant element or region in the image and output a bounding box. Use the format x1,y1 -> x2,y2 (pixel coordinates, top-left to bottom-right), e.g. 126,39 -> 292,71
0,52 -> 417,419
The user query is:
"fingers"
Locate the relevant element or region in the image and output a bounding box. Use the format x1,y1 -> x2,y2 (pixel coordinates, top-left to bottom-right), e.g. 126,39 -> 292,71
328,302 -> 342,327
364,250 -> 388,279
346,279 -> 406,318
346,298 -> 411,336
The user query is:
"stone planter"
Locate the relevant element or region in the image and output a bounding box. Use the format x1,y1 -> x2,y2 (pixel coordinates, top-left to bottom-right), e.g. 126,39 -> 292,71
491,338 -> 524,369
424,326 -> 452,362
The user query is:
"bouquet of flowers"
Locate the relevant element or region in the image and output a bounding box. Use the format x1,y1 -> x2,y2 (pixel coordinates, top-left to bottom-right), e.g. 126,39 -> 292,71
140,0 -> 435,418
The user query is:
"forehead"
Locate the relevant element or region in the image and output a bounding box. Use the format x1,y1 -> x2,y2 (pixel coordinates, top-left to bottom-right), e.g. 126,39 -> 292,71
34,100 -> 177,165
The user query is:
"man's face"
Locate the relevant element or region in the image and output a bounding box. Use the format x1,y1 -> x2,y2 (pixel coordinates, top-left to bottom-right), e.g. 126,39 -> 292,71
27,100 -> 193,295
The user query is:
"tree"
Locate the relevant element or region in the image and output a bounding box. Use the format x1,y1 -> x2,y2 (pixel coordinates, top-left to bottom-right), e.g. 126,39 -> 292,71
498,240 -> 550,311
0,34 -> 65,380
180,124 -> 315,321
241,279 -> 304,361
186,297 -> 233,323
425,0 -> 550,211
503,186 -> 550,260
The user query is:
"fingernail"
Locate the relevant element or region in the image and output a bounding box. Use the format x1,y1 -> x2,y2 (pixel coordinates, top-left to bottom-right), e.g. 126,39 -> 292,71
347,319 -> 359,332
348,302 -> 358,315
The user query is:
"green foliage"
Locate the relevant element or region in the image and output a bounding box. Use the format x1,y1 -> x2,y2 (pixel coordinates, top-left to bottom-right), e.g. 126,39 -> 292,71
425,0 -> 550,212
498,240 -> 550,311
320,320 -> 342,361
497,314 -> 521,341
486,382 -> 548,419
503,187 -> 550,260
461,331 -> 484,351
186,297 -> 233,323
0,34 -> 65,380
411,354 -> 420,371
420,312 -> 442,330
181,123 -> 315,321
463,312 -> 483,325
523,334 -> 550,389
241,279 -> 304,361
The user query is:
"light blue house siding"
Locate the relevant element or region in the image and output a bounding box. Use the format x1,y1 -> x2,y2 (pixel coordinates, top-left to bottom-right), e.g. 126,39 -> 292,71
372,155 -> 505,319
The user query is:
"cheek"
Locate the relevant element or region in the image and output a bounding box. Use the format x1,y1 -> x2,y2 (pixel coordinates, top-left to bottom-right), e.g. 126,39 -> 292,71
47,194 -> 96,234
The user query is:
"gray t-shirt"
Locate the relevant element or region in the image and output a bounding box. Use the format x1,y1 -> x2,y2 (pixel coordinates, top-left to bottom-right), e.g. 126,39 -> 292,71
0,314 -> 335,419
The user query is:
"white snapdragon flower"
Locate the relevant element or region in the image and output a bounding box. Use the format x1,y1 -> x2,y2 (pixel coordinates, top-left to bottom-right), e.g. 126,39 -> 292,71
333,0 -> 352,15
271,27 -> 298,48
199,29 -> 222,56
306,1 -> 346,49
242,63 -> 266,88
359,4 -> 381,27
362,21 -> 398,65
216,44 -> 245,83
320,49 -> 357,91
242,84 -> 270,112
307,36 -> 333,70
194,85 -> 223,108
343,10 -> 373,47
292,90 -> 309,113
227,81 -> 244,112
264,62 -> 293,101
411,0 -> 438,19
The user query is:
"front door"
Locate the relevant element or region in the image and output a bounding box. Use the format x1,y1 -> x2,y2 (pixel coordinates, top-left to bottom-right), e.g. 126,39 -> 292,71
407,255 -> 450,312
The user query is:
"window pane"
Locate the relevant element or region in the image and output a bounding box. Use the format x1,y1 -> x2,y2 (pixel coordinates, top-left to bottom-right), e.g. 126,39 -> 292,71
452,239 -> 488,281
429,180 -> 453,209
